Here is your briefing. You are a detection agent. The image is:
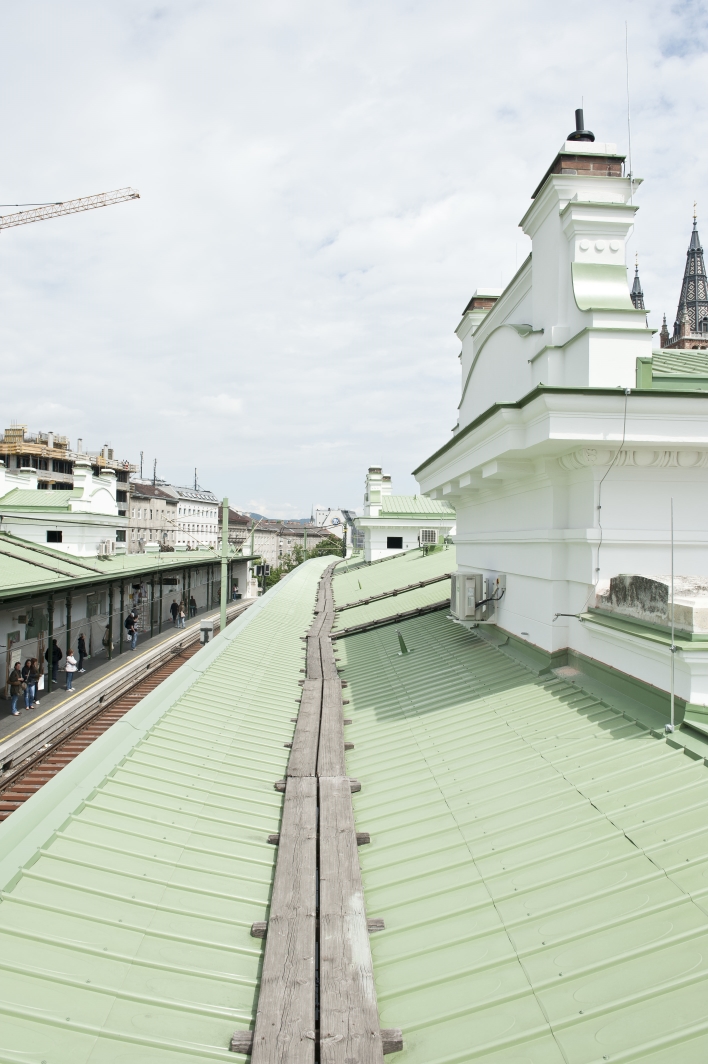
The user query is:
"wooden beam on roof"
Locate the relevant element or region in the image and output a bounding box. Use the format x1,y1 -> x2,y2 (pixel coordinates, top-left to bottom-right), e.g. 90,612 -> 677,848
250,775 -> 317,1064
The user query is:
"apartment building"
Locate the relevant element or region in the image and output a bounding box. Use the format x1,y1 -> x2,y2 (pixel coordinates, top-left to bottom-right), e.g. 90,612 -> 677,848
127,482 -> 179,553
128,481 -> 219,552
0,425 -> 134,515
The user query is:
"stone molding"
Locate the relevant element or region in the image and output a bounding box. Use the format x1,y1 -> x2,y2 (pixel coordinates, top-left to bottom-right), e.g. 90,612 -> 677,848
558,447 -> 708,471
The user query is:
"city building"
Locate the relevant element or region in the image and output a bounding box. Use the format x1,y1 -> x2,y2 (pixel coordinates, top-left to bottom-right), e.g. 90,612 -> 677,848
355,466 -> 455,561
127,482 -> 179,553
414,109 -> 708,715
0,425 -> 134,515
0,458 -> 126,556
127,482 -> 221,552
172,485 -> 220,549
219,505 -> 252,551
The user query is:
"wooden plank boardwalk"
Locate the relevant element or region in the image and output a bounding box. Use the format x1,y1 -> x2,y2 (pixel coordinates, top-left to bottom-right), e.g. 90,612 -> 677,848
235,560 -> 392,1061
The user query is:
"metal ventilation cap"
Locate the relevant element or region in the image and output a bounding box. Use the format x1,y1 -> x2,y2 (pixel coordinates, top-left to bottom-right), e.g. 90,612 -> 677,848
567,107 -> 595,142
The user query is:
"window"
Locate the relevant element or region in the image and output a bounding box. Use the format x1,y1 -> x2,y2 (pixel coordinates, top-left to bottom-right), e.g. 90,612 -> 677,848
131,508 -> 135,518
116,530 -> 126,542
386,536 -> 403,549
47,530 -> 63,543
420,529 -> 437,544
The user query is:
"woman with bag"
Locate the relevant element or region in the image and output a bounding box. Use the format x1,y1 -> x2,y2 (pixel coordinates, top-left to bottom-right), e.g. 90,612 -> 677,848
8,662 -> 25,715
29,658 -> 41,707
178,604 -> 186,629
21,658 -> 36,710
65,649 -> 78,691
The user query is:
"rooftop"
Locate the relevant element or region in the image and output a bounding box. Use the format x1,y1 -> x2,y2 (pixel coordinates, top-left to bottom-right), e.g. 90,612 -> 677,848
364,495 -> 456,518
3,546 -> 708,1060
0,488 -> 77,510
0,533 -> 251,602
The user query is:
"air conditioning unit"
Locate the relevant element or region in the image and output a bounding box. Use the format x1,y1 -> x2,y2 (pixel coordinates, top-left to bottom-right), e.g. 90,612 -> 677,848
450,572 -> 505,624
98,539 -> 116,557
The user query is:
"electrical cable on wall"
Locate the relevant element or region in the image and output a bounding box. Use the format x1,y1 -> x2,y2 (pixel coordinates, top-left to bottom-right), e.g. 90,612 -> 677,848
554,389 -> 630,621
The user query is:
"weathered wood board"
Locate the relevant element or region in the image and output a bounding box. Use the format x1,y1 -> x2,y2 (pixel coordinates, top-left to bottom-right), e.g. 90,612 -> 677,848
319,775 -> 385,1064
287,678 -> 322,777
317,675 -> 346,777
251,776 -> 318,1064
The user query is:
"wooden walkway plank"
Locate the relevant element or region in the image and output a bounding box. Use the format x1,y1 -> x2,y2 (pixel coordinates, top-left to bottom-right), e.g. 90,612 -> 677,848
306,633 -> 322,679
317,675 -> 346,777
251,775 -> 318,1064
287,679 -> 322,777
319,775 -> 385,1064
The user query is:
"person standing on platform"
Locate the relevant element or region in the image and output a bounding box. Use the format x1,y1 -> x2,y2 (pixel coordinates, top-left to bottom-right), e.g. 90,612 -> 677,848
77,633 -> 87,673
45,639 -> 62,684
21,659 -> 35,710
65,649 -> 78,690
8,663 -> 24,715
29,658 -> 40,707
190,595 -> 197,618
125,610 -> 139,650
170,599 -> 180,626
178,604 -> 186,628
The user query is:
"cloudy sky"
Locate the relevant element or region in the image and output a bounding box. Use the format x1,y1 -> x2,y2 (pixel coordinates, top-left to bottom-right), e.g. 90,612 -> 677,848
0,1 -> 705,516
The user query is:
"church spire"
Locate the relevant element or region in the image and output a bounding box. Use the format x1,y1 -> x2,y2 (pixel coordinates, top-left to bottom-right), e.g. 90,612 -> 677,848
630,255 -> 645,310
672,208 -> 708,339
660,313 -> 670,348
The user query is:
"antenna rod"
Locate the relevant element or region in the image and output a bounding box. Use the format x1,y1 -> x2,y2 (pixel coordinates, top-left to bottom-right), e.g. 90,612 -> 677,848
625,22 -> 633,204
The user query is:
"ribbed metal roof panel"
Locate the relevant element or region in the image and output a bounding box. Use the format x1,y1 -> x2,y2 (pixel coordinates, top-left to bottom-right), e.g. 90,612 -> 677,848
0,559 -> 328,1061
0,533 -> 254,599
379,495 -> 455,516
336,608 -> 708,1063
333,546 -> 455,607
332,577 -> 450,630
652,349 -> 708,378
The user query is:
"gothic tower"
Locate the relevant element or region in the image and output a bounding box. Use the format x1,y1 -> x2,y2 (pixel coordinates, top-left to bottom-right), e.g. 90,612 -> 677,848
630,259 -> 645,310
672,218 -> 702,338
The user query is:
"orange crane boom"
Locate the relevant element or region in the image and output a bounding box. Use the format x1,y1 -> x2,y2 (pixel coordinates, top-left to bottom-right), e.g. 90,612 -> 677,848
0,187 -> 139,230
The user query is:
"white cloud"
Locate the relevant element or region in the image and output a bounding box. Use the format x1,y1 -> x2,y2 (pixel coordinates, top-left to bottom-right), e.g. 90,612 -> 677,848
0,1 -> 705,511
198,394 -> 243,417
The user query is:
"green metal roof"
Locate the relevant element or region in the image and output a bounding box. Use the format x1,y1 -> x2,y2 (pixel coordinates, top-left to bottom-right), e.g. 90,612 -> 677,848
652,348 -> 708,378
0,488 -> 77,509
0,533 -> 255,602
0,557 -> 330,1060
331,579 -> 450,632
333,602 -> 708,1063
333,545 -> 455,608
377,496 -> 455,517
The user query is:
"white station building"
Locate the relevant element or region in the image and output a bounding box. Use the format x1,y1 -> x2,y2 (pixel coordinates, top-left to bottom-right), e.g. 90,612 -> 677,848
0,458 -> 126,556
356,466 -> 455,562
415,110 -> 708,729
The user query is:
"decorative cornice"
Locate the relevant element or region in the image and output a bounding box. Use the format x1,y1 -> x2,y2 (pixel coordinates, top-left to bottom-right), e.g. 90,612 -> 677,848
558,447 -> 708,471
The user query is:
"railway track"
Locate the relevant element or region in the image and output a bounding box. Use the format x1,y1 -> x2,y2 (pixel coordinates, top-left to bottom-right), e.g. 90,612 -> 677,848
0,642 -> 202,821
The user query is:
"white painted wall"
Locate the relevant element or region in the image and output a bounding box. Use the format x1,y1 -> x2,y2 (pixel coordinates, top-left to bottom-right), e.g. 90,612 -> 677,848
416,131 -> 708,706
454,141 -> 653,435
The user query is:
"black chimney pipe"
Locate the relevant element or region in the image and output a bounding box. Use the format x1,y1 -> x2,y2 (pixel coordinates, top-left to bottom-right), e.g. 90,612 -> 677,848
567,107 -> 595,142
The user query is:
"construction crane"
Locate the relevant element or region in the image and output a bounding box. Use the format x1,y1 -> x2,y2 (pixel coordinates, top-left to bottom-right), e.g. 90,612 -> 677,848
0,187 -> 139,231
